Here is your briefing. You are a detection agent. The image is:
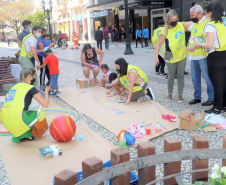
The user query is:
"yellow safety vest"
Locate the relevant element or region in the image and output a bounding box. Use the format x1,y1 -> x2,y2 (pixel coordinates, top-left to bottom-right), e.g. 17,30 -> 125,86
161,22 -> 187,63
0,83 -> 45,137
188,18 -> 208,57
119,65 -> 148,93
152,27 -> 165,58
20,33 -> 37,58
206,21 -> 226,52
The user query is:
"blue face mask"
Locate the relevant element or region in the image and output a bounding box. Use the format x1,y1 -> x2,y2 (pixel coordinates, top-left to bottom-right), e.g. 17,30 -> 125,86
28,27 -> 32,33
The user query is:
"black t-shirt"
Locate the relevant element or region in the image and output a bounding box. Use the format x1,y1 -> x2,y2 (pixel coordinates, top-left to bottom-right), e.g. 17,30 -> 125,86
24,87 -> 39,111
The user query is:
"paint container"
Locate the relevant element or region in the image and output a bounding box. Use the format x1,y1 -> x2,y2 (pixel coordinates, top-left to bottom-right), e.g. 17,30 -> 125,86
117,130 -> 136,146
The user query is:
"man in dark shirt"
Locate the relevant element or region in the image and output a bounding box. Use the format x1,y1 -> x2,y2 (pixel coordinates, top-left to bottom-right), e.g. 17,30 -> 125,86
18,20 -> 32,48
102,26 -> 110,50
95,26 -> 103,50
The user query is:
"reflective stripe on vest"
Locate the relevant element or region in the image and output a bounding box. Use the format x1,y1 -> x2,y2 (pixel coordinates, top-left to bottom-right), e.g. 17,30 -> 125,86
188,18 -> 208,57
119,65 -> 148,93
20,33 -> 37,58
0,83 -> 34,137
207,21 -> 226,52
162,22 -> 187,63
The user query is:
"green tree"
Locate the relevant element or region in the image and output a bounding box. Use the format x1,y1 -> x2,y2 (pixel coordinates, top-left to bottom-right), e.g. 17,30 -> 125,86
0,0 -> 34,29
24,9 -> 48,28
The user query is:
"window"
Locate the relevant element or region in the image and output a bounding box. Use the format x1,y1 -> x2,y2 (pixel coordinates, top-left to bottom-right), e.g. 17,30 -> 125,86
152,10 -> 164,15
63,14 -> 66,19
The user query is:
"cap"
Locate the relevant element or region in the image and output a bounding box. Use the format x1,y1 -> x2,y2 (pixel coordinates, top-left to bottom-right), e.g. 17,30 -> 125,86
44,47 -> 52,53
158,19 -> 165,25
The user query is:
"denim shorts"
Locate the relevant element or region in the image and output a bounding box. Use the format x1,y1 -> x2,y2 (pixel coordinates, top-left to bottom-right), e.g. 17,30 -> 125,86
81,61 -> 99,68
50,73 -> 59,90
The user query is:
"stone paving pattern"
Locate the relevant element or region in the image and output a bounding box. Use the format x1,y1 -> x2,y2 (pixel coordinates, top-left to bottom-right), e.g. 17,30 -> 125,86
0,40 -> 226,184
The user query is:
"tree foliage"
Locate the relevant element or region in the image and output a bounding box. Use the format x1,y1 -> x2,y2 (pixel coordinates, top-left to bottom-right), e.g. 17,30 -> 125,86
23,9 -> 48,28
0,0 -> 34,30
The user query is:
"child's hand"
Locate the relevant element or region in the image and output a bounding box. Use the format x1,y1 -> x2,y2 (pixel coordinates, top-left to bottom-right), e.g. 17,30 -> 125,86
125,99 -> 130,105
106,91 -> 110,94
36,65 -> 40,70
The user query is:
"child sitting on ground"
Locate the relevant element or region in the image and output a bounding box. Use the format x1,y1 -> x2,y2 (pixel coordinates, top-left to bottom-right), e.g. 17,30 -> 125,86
36,47 -> 60,96
100,64 -> 111,86
106,72 -> 125,95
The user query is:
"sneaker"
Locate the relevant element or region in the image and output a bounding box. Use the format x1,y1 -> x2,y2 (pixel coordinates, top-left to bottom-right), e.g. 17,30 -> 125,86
178,95 -> 184,103
49,91 -> 56,95
166,94 -> 172,100
160,72 -> 168,76
202,100 -> 214,106
55,92 -> 61,96
156,72 -> 160,75
146,87 -> 155,100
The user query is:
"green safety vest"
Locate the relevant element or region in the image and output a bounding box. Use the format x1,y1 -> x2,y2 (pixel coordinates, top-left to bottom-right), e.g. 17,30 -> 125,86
119,65 -> 148,93
152,27 -> 165,58
161,22 -> 187,63
20,33 -> 37,58
188,18 -> 208,57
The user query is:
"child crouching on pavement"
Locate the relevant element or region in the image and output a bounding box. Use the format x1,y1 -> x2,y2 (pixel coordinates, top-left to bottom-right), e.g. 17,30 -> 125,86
100,64 -> 111,86
106,72 -> 125,95
36,47 -> 60,96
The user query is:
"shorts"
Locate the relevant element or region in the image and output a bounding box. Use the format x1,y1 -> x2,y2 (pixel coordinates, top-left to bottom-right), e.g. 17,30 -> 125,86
50,73 -> 59,91
81,61 -> 99,68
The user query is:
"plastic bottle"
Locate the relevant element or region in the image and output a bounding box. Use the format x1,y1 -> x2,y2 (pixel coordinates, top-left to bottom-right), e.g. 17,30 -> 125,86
119,133 -> 126,148
87,80 -> 91,87
76,83 -> 80,91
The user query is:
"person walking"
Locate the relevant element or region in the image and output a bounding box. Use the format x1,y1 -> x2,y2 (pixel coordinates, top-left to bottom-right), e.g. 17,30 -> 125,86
114,27 -> 120,48
143,26 -> 149,47
73,31 -> 79,49
136,27 -> 143,48
102,26 -> 110,50
194,2 -> 226,114
95,26 -> 103,50
187,5 -> 214,106
152,19 -> 167,76
155,10 -> 192,102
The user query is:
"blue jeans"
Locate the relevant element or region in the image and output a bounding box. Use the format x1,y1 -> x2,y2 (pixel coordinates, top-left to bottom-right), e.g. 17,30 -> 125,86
191,58 -> 214,101
105,38 -> 109,49
50,73 -> 59,91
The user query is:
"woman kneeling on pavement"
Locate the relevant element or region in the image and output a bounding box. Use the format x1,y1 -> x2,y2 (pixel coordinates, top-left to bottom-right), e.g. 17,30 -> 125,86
81,43 -> 104,83
155,10 -> 192,103
105,58 -> 155,105
194,2 -> 226,114
0,67 -> 49,143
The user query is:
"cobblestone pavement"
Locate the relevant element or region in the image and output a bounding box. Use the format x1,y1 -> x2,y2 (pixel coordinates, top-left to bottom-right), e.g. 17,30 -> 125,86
0,40 -> 226,184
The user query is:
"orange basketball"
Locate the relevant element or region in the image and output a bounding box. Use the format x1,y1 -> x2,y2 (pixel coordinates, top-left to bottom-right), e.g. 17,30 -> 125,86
50,115 -> 76,142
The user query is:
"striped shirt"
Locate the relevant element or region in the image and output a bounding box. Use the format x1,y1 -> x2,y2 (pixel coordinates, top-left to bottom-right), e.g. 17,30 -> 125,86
18,30 -> 29,41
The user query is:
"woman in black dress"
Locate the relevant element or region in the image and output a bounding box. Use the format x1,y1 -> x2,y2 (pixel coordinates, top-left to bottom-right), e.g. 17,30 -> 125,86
114,27 -> 120,48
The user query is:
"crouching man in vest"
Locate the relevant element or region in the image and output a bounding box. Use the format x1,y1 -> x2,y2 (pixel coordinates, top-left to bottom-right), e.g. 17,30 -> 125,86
0,67 -> 49,143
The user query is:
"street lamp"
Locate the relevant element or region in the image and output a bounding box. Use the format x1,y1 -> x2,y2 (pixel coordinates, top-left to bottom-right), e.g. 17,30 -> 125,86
124,0 -> 133,55
0,23 -> 6,42
42,0 -> 53,42
13,15 -> 19,40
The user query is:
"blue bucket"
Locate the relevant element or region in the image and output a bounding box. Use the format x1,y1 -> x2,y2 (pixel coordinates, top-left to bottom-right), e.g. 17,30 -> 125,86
124,132 -> 136,146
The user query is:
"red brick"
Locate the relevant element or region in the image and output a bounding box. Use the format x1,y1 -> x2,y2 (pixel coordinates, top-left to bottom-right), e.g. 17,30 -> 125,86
111,148 -> 130,185
222,136 -> 226,167
164,138 -> 181,185
137,142 -> 156,185
82,156 -> 103,185
54,169 -> 77,185
192,135 -> 209,183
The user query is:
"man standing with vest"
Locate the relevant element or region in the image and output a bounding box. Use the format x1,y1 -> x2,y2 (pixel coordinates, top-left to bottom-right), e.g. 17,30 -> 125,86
187,5 -> 214,106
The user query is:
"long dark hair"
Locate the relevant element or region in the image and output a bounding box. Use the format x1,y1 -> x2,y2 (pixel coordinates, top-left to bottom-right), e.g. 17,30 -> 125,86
115,58 -> 128,77
41,28 -> 47,33
206,2 -> 224,23
109,72 -> 117,82
82,43 -> 92,53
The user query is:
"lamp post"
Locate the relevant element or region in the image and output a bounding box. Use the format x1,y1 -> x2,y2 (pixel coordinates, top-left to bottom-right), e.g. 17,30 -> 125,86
124,0 -> 133,55
0,23 -> 6,42
42,0 -> 53,42
13,16 -> 19,40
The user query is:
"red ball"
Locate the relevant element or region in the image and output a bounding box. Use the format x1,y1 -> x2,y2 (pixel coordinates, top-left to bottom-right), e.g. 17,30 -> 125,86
50,115 -> 76,142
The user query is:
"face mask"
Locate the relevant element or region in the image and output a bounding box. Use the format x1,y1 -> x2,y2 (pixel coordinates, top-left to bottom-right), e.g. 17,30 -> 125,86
28,27 -> 32,33
35,32 -> 41,38
170,21 -> 178,27
116,69 -> 120,73
31,78 -> 35,85
191,17 -> 199,23
42,34 -> 47,38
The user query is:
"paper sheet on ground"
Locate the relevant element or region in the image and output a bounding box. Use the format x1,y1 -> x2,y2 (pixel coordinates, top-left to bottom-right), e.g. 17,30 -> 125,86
0,98 -> 116,185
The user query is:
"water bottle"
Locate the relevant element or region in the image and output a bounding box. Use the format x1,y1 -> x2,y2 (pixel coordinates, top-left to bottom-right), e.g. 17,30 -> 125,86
119,133 -> 126,148
87,80 -> 91,87
76,83 -> 80,91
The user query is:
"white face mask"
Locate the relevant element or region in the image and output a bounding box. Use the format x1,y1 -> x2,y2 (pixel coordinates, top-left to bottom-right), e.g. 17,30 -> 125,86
35,32 -> 41,37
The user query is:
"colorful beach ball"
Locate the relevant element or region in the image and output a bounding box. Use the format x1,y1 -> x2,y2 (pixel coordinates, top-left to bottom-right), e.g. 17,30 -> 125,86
50,115 -> 76,142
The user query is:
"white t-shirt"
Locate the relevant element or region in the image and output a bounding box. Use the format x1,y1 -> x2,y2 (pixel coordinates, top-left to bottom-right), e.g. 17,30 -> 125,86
102,71 -> 111,80
24,36 -> 37,53
205,24 -> 219,54
187,16 -> 207,60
